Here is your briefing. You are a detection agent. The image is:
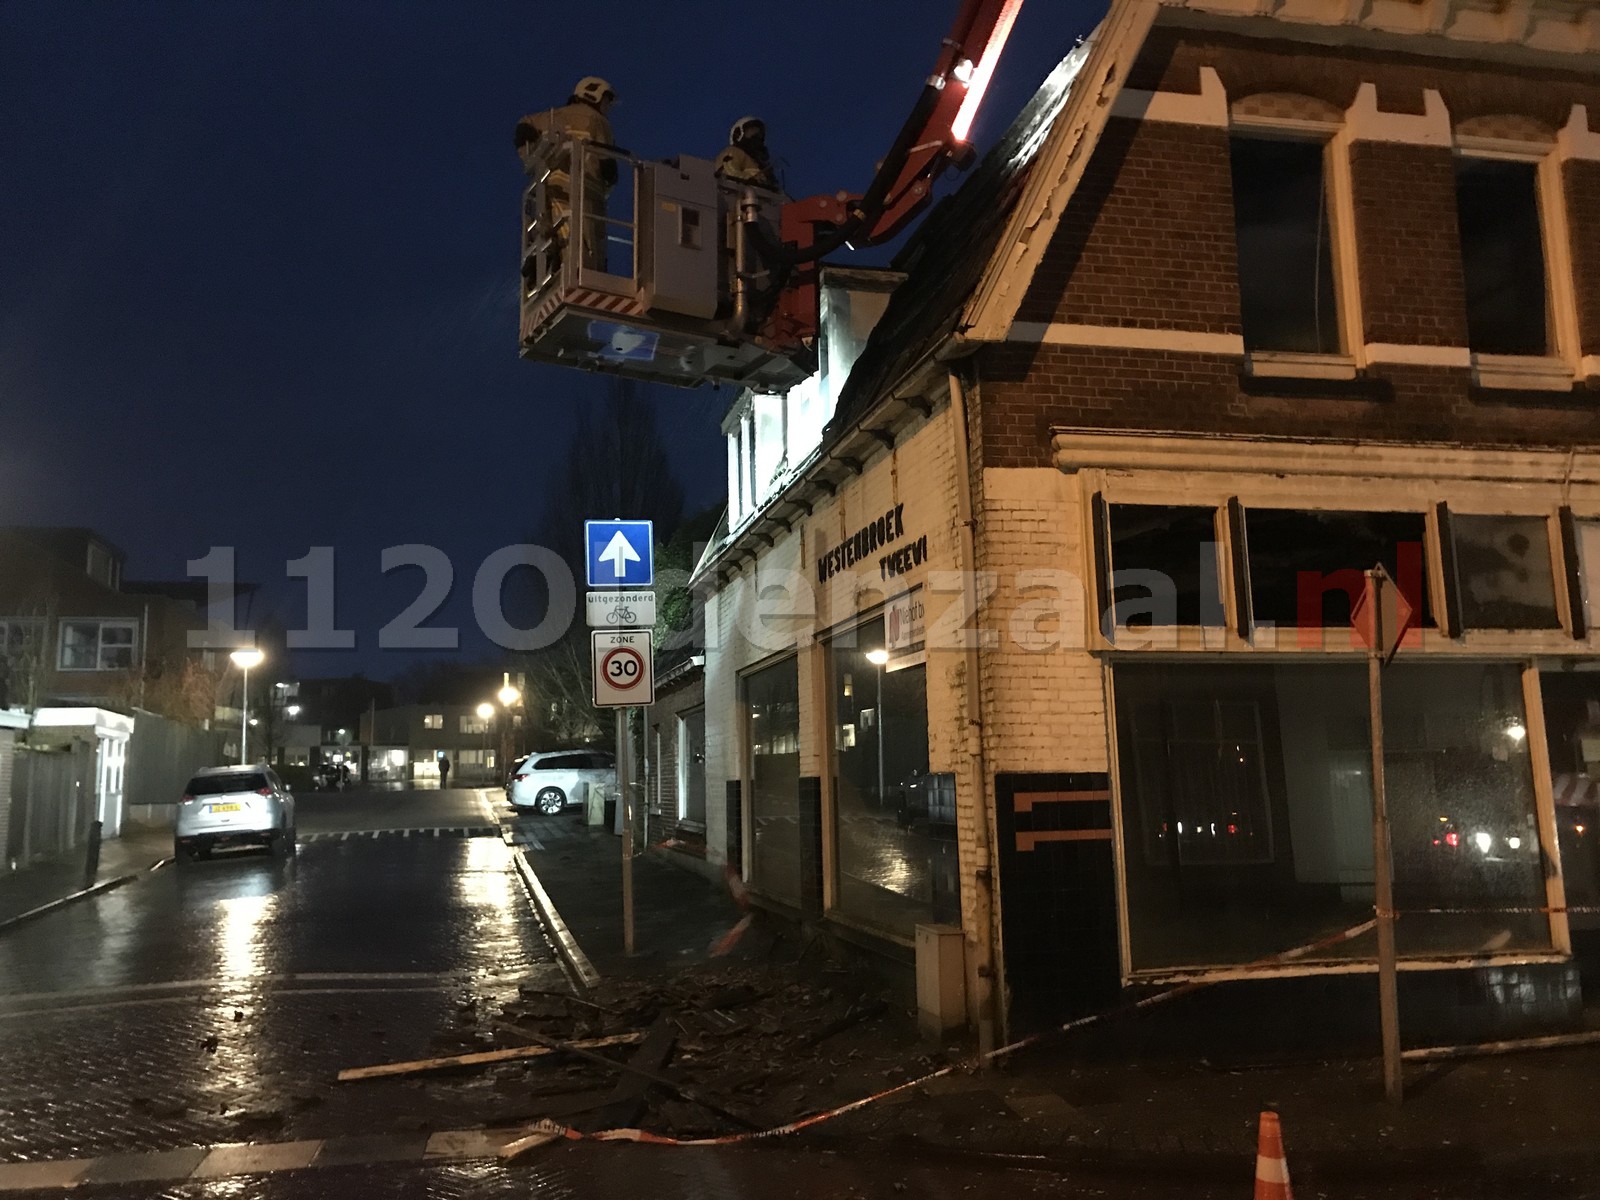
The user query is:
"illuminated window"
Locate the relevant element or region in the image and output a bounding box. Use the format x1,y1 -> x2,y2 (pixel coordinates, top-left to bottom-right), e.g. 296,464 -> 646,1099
423,713 -> 444,730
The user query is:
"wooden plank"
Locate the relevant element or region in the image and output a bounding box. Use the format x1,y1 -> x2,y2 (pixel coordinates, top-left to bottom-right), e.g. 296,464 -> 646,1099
336,1032 -> 644,1082
593,1013 -> 676,1129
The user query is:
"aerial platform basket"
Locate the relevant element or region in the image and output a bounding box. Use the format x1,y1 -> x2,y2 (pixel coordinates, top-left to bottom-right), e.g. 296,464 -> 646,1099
518,139 -> 811,391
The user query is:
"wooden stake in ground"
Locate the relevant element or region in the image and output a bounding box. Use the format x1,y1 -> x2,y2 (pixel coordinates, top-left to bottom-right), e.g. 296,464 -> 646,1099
336,1032 -> 644,1082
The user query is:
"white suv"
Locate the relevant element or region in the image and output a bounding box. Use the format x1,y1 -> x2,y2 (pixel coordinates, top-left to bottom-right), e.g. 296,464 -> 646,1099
509,750 -> 615,815
176,764 -> 296,862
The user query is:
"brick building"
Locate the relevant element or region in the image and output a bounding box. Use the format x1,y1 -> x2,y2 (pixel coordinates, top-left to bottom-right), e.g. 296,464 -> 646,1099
364,704 -> 499,784
0,527 -> 228,715
691,0 -> 1600,1044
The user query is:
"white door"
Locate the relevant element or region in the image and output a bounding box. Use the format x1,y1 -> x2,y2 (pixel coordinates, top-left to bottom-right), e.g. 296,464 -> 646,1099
97,735 -> 127,838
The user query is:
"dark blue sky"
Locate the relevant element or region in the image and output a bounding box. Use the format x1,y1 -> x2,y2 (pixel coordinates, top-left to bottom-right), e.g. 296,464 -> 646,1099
0,0 -> 1094,677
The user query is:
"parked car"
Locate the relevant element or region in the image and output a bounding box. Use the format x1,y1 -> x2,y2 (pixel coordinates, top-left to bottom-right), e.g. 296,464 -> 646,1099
176,764 -> 297,862
503,754 -> 531,803
509,750 -> 615,815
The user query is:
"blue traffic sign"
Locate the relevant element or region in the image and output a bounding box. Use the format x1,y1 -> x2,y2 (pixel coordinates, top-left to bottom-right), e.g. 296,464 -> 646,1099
585,520 -> 654,588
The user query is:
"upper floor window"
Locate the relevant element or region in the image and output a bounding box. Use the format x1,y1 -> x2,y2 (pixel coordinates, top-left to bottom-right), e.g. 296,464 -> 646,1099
0,619 -> 44,658
423,713 -> 443,730
460,715 -> 487,735
1454,158 -> 1549,357
1229,136 -> 1341,355
58,619 -> 137,671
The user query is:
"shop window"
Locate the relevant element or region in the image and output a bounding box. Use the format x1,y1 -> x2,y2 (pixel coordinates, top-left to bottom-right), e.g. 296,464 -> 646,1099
1454,158 -> 1549,357
746,657 -> 800,905
1115,661 -> 1550,973
1230,136 -> 1340,355
1450,514 -> 1560,630
1536,671 -> 1600,915
678,708 -> 707,824
830,616 -> 957,937
1243,509 -> 1429,630
1107,504 -> 1223,628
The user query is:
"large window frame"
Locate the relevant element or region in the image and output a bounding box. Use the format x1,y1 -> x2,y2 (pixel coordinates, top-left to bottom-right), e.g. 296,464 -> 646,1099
1452,137 -> 1582,392
56,618 -> 138,672
1091,488 -> 1592,650
1106,657 -> 1570,983
740,653 -> 801,908
1227,108 -> 1361,383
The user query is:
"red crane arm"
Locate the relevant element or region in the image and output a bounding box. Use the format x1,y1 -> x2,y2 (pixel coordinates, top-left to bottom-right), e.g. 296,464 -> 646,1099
761,0 -> 1025,351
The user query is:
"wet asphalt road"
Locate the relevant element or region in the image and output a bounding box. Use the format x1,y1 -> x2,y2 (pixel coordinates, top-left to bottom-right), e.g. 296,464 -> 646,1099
0,789 -> 1578,1198
0,789 -> 566,1165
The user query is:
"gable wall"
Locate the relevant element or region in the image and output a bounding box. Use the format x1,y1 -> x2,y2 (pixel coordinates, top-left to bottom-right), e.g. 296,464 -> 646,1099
976,25 -> 1600,469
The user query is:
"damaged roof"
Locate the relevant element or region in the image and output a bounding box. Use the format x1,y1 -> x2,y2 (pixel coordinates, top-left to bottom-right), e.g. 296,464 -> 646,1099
827,35 -> 1097,434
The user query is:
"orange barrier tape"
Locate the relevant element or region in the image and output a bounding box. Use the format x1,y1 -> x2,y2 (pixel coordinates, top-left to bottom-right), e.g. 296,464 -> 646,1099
1384,904 -> 1600,918
514,917 -> 1379,1150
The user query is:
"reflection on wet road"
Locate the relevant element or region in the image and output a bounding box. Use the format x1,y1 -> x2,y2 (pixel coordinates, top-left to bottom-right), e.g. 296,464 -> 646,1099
0,790 -> 565,1164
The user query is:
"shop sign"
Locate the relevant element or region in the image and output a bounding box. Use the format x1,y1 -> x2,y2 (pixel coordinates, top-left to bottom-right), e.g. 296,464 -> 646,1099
817,504 -> 907,583
886,588 -> 926,669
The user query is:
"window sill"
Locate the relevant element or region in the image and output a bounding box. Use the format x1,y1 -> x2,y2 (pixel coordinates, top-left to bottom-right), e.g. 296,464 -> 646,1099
1472,354 -> 1575,393
1244,352 -> 1359,382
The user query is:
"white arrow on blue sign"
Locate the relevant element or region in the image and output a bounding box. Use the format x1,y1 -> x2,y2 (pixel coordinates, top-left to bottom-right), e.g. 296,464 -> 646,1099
585,520 -> 655,588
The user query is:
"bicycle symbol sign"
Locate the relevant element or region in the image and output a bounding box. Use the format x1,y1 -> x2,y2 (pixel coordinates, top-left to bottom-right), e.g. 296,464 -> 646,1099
591,630 -> 654,707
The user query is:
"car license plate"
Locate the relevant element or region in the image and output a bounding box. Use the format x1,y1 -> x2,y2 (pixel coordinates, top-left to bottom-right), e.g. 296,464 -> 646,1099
208,802 -> 242,814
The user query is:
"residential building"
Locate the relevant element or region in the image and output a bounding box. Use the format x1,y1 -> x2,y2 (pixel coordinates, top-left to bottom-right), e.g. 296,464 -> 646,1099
0,527 -> 238,720
690,0 -> 1600,1045
365,704 -> 499,784
644,647 -> 708,857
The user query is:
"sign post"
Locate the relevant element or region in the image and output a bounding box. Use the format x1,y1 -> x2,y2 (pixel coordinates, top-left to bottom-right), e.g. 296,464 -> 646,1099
1353,564 -> 1414,1104
617,708 -> 633,956
585,520 -> 655,960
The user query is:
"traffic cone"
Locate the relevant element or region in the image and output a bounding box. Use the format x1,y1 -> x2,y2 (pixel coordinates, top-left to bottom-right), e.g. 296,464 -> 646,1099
1254,1111 -> 1293,1200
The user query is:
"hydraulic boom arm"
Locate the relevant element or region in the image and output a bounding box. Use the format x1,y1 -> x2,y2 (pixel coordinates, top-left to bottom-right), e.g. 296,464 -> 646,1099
761,0 -> 1024,347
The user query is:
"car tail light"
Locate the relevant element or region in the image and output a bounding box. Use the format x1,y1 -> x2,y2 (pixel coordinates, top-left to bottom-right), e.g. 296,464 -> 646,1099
514,774 -> 529,782
1444,831 -> 1461,848
256,787 -> 273,797
181,794 -> 196,804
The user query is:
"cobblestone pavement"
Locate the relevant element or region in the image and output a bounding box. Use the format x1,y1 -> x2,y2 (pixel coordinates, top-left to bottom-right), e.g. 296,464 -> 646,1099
0,789 -> 567,1165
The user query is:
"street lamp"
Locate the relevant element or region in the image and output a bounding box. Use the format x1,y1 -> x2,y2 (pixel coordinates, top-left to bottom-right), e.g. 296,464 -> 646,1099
496,683 -> 522,775
865,648 -> 889,808
229,647 -> 265,765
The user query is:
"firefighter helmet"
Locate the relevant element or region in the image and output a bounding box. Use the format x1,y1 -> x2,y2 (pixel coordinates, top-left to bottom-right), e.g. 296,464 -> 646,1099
730,115 -> 766,146
574,76 -> 617,111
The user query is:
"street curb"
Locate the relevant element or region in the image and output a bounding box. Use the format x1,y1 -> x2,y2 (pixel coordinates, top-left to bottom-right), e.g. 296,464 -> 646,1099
0,873 -> 139,935
512,847 -> 602,991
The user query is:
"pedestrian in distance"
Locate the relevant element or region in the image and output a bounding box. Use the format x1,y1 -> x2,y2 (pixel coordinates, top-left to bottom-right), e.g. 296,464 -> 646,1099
438,754 -> 451,790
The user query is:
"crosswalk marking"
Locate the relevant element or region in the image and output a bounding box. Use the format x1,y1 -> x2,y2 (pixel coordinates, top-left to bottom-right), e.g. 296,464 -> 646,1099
299,826 -> 499,844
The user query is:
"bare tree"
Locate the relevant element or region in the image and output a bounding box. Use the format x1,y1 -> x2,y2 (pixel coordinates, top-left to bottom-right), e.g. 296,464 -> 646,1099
511,378 -> 690,749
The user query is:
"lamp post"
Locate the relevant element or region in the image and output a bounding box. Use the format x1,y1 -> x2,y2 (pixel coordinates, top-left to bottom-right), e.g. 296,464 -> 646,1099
230,648 -> 265,765
497,681 -> 521,775
476,702 -> 495,782
866,648 -> 889,808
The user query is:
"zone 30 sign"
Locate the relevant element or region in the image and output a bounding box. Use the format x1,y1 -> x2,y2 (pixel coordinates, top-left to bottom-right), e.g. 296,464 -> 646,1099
591,629 -> 655,708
